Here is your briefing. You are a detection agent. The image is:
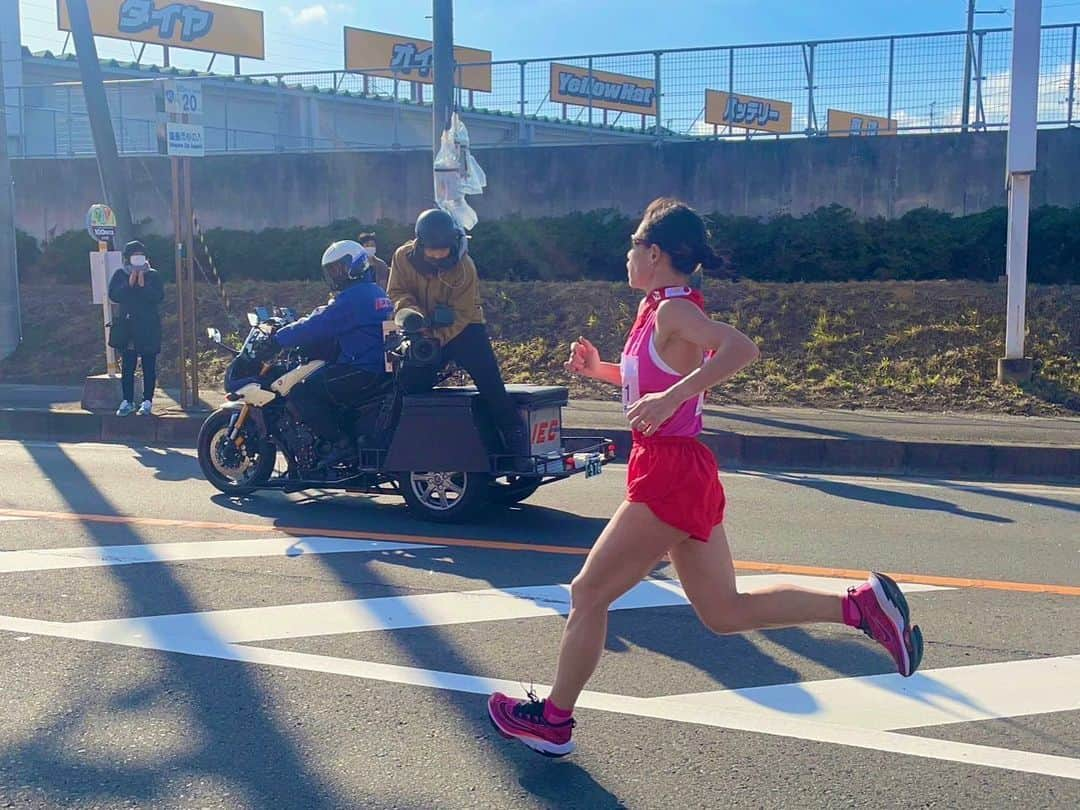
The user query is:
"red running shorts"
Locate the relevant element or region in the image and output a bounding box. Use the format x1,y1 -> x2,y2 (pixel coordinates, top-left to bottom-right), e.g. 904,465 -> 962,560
625,435 -> 726,542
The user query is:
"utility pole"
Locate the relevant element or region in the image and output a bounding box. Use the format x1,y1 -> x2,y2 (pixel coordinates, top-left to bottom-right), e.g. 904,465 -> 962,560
65,0 -> 134,248
432,0 -> 454,155
999,0 -> 1042,384
962,0 -> 976,132
0,35 -> 22,360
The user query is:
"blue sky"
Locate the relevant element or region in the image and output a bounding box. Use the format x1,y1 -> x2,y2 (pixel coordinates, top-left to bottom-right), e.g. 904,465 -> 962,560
16,1 -> 1080,72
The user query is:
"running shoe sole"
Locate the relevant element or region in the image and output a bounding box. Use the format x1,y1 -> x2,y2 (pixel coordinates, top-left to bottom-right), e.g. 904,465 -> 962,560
486,700 -> 575,758
870,571 -> 924,676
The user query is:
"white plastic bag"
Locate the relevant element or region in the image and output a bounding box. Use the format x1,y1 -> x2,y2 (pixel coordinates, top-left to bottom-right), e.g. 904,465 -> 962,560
433,113 -> 485,232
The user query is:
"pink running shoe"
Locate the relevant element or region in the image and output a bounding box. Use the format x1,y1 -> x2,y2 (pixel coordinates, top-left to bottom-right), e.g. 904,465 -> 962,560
846,572 -> 924,677
487,692 -> 575,757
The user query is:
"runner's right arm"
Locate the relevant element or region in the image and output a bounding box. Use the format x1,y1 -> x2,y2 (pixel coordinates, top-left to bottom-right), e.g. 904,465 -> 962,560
565,337 -> 622,386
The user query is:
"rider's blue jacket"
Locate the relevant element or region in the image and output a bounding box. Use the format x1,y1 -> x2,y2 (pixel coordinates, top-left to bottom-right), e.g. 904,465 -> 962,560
274,282 -> 392,372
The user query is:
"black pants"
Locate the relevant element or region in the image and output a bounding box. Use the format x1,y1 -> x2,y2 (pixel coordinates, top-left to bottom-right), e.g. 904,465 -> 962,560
442,324 -> 522,441
121,350 -> 157,403
290,364 -> 382,442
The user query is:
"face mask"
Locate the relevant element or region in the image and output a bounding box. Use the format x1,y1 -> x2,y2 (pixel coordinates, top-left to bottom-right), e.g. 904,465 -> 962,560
363,246 -> 377,258
130,255 -> 147,268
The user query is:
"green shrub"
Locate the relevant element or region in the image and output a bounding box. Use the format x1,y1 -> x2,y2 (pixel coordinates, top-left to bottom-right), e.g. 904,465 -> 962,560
26,205 -> 1080,285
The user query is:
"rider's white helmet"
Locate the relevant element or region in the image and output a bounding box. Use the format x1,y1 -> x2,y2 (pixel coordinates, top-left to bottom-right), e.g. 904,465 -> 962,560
321,240 -> 370,290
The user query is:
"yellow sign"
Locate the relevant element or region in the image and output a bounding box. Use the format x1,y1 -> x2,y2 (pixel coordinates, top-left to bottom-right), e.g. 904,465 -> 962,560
705,90 -> 792,133
826,109 -> 897,137
57,0 -> 265,59
344,27 -> 492,93
549,63 -> 657,115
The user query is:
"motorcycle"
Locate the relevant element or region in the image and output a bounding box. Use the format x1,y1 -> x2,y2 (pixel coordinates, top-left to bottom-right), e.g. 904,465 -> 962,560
198,306 -> 616,522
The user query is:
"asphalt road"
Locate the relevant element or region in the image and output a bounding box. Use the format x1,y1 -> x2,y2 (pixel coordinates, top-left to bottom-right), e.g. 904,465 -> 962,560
0,439 -> 1077,809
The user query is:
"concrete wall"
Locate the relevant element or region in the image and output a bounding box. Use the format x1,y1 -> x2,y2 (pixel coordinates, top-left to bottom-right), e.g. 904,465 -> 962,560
13,128 -> 1080,239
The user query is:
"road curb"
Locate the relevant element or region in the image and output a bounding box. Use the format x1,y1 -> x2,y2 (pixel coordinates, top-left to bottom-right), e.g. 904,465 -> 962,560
1,408 -> 1076,482
562,428 -> 1080,482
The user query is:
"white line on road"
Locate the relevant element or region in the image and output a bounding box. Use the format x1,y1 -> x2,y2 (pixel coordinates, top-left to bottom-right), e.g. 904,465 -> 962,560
0,537 -> 441,573
3,611 -> 1073,780
54,575 -> 949,644
1,576 -> 1076,779
649,655 -> 1080,730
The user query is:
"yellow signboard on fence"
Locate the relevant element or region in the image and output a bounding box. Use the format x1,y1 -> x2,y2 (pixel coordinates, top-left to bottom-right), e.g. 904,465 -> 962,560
826,109 -> 898,136
705,90 -> 792,133
549,63 -> 657,115
344,27 -> 492,93
56,0 -> 265,59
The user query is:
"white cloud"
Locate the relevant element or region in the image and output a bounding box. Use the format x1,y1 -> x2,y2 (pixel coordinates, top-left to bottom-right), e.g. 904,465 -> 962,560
280,4 -> 329,25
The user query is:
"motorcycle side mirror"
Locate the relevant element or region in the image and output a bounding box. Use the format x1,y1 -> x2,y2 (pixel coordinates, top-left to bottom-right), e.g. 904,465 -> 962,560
247,312 -> 259,327
254,306 -> 271,323
207,327 -> 223,344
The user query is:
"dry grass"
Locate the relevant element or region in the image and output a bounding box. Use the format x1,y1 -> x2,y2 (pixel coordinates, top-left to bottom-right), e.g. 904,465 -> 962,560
3,280 -> 1077,415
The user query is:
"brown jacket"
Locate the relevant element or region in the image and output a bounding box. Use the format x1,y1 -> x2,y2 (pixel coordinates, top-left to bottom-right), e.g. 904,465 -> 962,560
368,254 -> 390,291
388,241 -> 484,346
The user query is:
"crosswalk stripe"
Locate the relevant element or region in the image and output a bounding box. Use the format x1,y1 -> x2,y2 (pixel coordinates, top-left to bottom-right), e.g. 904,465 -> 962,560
57,575 -> 949,644
0,537 -> 441,572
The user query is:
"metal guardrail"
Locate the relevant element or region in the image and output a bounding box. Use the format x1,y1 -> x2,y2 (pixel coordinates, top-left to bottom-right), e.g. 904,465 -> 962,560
7,23 -> 1079,158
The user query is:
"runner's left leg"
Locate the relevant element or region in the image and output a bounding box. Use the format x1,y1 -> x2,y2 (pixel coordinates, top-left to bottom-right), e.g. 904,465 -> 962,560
669,523 -> 843,633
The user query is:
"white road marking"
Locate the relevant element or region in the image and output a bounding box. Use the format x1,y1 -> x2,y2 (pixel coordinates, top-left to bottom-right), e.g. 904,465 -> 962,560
0,537 -> 440,573
53,575 -> 949,644
0,606 -> 1074,780
648,655 -> 1080,730
0,516 -> 28,523
0,559 -> 1074,779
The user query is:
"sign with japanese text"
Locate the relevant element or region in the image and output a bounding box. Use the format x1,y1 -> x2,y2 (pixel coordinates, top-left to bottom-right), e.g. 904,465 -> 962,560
705,90 -> 792,133
166,122 -> 205,157
549,63 -> 657,115
57,0 -> 265,59
344,27 -> 492,93
826,109 -> 897,137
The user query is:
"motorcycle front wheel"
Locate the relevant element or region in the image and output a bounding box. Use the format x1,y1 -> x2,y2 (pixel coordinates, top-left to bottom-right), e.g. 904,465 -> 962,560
197,408 -> 276,495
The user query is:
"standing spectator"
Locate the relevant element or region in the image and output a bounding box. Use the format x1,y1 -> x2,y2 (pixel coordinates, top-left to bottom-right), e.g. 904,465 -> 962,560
357,231 -> 390,290
108,240 -> 164,417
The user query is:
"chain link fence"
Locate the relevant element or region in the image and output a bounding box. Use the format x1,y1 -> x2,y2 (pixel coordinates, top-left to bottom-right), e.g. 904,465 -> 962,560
7,23 -> 1079,158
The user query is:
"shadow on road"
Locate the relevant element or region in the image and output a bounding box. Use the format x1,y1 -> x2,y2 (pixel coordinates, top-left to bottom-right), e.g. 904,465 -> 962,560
702,408 -> 869,440
767,474 -> 1014,523
4,443 -> 346,808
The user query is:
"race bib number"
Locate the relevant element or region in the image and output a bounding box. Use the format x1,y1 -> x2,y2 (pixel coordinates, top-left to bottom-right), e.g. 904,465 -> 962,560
620,353 -> 640,412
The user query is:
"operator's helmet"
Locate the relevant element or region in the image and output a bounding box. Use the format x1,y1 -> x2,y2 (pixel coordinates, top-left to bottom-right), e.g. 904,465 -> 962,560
413,208 -> 466,272
321,239 -> 371,290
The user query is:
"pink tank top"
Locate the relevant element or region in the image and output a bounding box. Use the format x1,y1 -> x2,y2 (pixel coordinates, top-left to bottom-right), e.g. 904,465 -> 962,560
620,286 -> 707,438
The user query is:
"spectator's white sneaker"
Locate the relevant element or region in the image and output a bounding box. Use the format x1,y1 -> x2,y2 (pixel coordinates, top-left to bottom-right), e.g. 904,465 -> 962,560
116,400 -> 135,417
137,400 -> 153,416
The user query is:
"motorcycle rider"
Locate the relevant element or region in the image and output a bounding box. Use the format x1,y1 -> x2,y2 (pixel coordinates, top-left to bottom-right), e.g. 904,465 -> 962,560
387,208 -> 530,464
272,240 -> 392,466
